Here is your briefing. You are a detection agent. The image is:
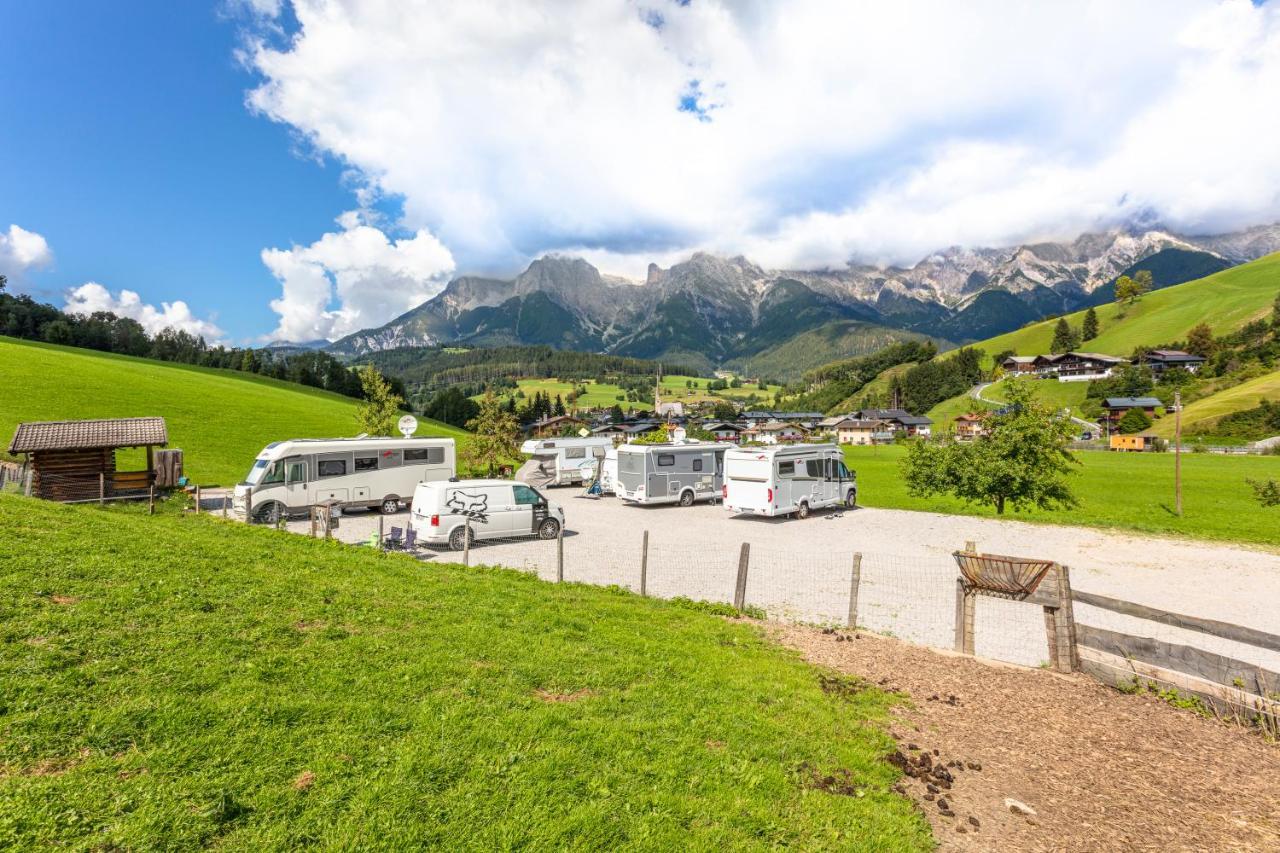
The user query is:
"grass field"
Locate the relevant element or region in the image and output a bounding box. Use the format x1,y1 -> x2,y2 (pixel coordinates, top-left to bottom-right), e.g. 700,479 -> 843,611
1148,369 -> 1280,439
966,251 -> 1280,364
924,391 -> 994,428
0,494 -> 929,849
843,444 -> 1280,547
0,337 -> 467,487
494,375 -> 783,412
982,378 -> 1093,420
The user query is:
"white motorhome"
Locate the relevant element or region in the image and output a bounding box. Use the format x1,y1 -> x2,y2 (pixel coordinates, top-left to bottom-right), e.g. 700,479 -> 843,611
409,479 -> 564,550
517,437 -> 613,486
722,443 -> 856,519
615,442 -> 725,506
233,437 -> 456,523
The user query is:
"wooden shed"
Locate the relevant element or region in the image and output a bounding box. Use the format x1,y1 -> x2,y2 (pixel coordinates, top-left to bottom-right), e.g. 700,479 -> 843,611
1109,432 -> 1157,452
7,417 -> 169,502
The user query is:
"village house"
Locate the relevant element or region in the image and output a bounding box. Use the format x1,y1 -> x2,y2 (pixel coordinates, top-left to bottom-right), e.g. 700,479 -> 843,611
743,420 -> 808,445
833,418 -> 890,446
1140,349 -> 1206,375
699,421 -> 744,442
525,414 -> 588,438
999,355 -> 1042,375
952,411 -> 990,441
1049,351 -> 1128,382
851,408 -> 933,436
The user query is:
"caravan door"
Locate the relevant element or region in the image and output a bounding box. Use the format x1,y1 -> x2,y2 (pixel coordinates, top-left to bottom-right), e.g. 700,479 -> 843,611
284,458 -> 309,509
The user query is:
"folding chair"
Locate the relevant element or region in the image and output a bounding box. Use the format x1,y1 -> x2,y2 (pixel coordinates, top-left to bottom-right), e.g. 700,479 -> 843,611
403,527 -> 417,551
384,526 -> 404,550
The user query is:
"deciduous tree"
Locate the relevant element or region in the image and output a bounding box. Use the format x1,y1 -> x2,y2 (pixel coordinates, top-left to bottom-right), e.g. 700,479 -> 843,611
1114,269 -> 1152,306
355,364 -> 404,436
464,389 -> 520,476
1185,322 -> 1215,358
1116,407 -> 1152,434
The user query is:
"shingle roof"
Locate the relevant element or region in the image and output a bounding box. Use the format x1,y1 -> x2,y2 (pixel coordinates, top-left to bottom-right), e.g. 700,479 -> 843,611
8,417 -> 168,453
1144,349 -> 1205,362
1102,397 -> 1162,409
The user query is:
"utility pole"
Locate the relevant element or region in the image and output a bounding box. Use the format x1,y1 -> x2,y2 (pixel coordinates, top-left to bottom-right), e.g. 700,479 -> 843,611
1174,390 -> 1182,517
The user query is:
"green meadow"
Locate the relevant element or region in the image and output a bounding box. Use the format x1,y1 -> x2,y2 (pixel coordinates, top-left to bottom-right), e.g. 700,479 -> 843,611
493,375 -> 783,412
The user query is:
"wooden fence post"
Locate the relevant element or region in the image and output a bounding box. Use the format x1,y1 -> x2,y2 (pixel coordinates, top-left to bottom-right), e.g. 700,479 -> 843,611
25,468 -> 33,497
310,508 -> 317,538
847,553 -> 862,629
194,485 -> 201,514
223,494 -> 229,518
954,577 -> 968,653
733,543 -> 750,611
148,485 -> 155,515
556,525 -> 564,583
378,515 -> 385,549
640,530 -> 649,596
463,517 -> 471,567
1056,564 -> 1079,672
99,473 -> 106,506
244,486 -> 252,522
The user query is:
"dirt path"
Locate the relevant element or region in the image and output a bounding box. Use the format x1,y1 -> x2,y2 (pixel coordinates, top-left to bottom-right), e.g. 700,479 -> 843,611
774,623 -> 1280,852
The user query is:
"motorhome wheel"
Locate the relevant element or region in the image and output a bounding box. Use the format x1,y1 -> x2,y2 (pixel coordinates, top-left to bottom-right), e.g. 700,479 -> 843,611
537,518 -> 561,539
678,489 -> 695,507
379,497 -> 400,515
845,489 -> 857,508
255,501 -> 283,525
796,500 -> 810,519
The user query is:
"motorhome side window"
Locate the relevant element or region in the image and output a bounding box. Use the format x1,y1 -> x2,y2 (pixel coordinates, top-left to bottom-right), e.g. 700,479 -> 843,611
806,459 -> 823,478
261,462 -> 285,485
656,454 -> 675,467
380,450 -> 403,468
405,447 -> 444,465
286,461 -> 306,483
778,461 -> 795,476
355,456 -> 378,472
318,459 -> 347,478
566,447 -> 586,459
692,458 -> 703,472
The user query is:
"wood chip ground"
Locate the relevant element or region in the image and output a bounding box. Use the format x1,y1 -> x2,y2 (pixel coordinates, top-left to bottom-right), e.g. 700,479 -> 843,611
773,623 -> 1280,851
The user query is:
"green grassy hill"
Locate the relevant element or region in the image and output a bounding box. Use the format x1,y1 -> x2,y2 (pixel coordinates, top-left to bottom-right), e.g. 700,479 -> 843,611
0,494 -> 928,849
729,321 -> 945,384
489,375 -> 784,413
969,251 -> 1280,364
0,337 -> 467,486
1149,370 -> 1280,439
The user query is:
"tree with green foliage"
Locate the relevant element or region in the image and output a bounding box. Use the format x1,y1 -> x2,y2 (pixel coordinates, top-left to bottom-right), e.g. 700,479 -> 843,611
1185,322 -> 1215,358
1114,269 -> 1152,306
1247,477 -> 1280,508
1272,292 -> 1280,330
608,403 -> 625,422
901,382 -> 1078,515
633,424 -> 670,444
1081,306 -> 1099,341
1049,318 -> 1080,354
1116,407 -> 1153,434
421,386 -> 481,429
464,389 -> 520,476
355,364 -> 404,436
711,400 -> 737,421
0,273 -> 6,292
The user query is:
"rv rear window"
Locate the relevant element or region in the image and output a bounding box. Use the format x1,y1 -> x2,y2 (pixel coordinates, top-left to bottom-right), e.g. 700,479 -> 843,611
777,461 -> 795,476
656,454 -> 675,467
405,447 -> 445,465
355,457 -> 378,472
318,460 -> 347,478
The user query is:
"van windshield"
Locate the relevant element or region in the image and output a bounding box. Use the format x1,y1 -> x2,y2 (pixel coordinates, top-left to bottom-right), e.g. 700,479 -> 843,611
245,459 -> 270,485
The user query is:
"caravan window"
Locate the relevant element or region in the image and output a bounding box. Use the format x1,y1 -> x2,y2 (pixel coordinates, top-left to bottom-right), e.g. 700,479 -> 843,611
778,460 -> 795,476
285,461 -> 306,483
692,458 -> 703,472
805,459 -> 824,478
318,459 -> 347,478
566,447 -> 586,459
656,454 -> 675,467
355,456 -> 378,472
405,447 -> 445,465
380,450 -> 403,468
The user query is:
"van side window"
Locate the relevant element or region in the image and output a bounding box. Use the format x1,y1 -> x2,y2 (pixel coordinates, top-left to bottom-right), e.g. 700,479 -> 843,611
656,454 -> 675,467
778,460 -> 795,476
806,459 -> 823,478
261,462 -> 286,485
692,458 -> 703,472
355,457 -> 378,472
839,461 -> 853,479
318,460 -> 347,478
405,447 -> 445,465
566,447 -> 586,459
513,485 -> 541,505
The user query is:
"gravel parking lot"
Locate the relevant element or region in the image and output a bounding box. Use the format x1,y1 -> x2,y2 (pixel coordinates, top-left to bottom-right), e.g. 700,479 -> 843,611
247,487 -> 1280,673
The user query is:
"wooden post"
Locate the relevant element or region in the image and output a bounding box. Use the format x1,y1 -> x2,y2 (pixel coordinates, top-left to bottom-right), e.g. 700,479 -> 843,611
378,515 -> 385,549
148,485 -> 155,515
1043,607 -> 1060,670
25,468 -> 33,497
194,484 -> 201,514
963,589 -> 976,656
310,508 -> 317,538
223,494 -> 229,518
556,525 -> 564,583
639,530 -> 649,597
733,543 -> 750,611
954,577 -> 967,653
846,553 -> 862,629
463,517 -> 471,567
244,486 -> 252,522
1174,390 -> 1183,517
1055,564 -> 1080,672
99,472 -> 105,505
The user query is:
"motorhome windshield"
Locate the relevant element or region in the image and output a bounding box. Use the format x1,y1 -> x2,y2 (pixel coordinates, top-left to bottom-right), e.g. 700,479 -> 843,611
245,459 -> 272,485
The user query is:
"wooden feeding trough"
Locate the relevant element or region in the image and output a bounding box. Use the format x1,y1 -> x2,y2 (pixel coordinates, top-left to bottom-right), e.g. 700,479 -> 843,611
952,542 -> 1079,673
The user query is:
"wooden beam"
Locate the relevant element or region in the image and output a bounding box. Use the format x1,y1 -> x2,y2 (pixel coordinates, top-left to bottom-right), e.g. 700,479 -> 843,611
1076,623 -> 1280,690
1073,590 -> 1280,654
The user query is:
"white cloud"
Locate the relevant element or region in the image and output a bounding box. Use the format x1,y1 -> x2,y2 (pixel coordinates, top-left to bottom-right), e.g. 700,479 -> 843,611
0,224 -> 54,288
262,213 -> 455,341
64,283 -> 226,341
242,0 -> 1280,276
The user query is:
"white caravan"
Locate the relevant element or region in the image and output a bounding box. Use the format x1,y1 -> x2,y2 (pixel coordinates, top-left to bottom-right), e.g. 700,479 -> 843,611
409,479 -> 565,550
233,437 -> 456,523
517,437 -> 613,486
615,442 -> 725,506
722,443 -> 856,519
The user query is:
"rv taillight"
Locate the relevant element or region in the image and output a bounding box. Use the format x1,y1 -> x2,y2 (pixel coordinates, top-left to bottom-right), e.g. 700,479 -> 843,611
721,484 -> 727,498
767,488 -> 773,503
430,514 -> 440,527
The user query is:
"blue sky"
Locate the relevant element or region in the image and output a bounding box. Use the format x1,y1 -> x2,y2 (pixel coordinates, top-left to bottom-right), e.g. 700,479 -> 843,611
2,1 -> 1278,343
0,2 -> 355,338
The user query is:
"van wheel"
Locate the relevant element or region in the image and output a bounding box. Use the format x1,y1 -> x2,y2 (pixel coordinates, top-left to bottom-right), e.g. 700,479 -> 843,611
538,518 -> 561,540
254,502 -> 283,525
796,501 -> 810,520
678,490 -> 695,507
379,497 -> 400,515
448,526 -> 473,551
845,489 -> 857,508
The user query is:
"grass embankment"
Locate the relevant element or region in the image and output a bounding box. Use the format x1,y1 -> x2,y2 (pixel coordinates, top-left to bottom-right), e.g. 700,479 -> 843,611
1149,370 -> 1280,439
843,444 -> 1280,547
0,494 -> 929,849
967,251 -> 1280,365
0,337 -> 468,486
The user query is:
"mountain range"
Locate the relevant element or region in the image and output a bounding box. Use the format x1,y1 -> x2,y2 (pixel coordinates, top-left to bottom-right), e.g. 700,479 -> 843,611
326,223 -> 1280,378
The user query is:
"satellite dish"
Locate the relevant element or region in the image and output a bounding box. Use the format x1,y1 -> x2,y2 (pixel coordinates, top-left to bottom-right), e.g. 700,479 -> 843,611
398,414 -> 419,437
672,427 -> 687,443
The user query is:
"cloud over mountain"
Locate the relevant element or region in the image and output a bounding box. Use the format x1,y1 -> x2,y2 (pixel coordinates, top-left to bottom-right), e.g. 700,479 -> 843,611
242,0 -> 1280,279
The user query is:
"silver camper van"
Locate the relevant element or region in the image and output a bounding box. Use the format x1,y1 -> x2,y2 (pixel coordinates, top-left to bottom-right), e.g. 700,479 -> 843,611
615,443 -> 725,506
723,443 -> 855,519
517,437 -> 612,486
233,437 -> 456,523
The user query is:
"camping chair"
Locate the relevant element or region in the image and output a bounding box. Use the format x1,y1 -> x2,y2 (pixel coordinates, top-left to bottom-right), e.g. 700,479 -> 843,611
384,526 -> 404,550
402,527 -> 417,552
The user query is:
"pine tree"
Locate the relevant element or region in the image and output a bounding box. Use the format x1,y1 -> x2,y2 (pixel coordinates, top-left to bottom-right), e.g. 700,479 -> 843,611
1081,306 -> 1099,341
355,364 -> 404,436
465,389 -> 520,477
1050,318 -> 1079,354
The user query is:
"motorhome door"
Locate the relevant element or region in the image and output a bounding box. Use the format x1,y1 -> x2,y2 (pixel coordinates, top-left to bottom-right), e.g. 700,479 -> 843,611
284,458 -> 309,508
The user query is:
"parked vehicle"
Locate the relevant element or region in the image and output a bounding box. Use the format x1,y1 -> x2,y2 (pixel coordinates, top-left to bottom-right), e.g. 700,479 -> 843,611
233,437 -> 455,523
722,444 -> 855,518
517,437 -> 613,486
598,447 -> 618,495
409,479 -> 565,550
615,442 -> 726,506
